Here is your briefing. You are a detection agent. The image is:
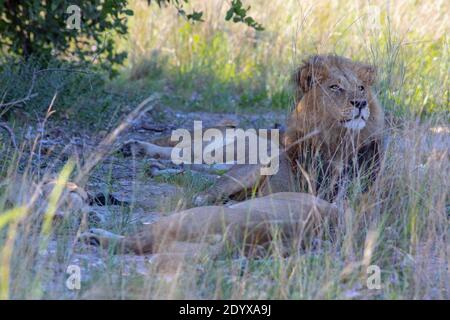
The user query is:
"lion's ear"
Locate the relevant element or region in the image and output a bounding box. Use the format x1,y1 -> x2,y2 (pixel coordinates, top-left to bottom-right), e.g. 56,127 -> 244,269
293,56 -> 329,93
357,64 -> 377,86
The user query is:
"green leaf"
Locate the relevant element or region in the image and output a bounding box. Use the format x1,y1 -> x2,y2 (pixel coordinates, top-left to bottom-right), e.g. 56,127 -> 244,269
225,9 -> 234,21
123,9 -> 134,16
187,11 -> 204,22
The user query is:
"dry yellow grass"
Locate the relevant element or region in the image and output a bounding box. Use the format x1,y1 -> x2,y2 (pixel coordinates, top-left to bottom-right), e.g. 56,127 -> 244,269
0,0 -> 448,299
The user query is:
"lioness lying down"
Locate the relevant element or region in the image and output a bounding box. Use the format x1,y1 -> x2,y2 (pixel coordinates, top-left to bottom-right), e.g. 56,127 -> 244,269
81,192 -> 338,270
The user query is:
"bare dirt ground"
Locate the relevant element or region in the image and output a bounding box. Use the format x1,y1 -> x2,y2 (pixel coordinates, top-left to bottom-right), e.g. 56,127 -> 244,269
22,106 -> 287,298
6,104 -> 448,299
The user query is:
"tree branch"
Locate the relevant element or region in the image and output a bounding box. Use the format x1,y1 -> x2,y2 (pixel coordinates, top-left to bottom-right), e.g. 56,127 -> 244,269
0,122 -> 18,150
0,69 -> 38,109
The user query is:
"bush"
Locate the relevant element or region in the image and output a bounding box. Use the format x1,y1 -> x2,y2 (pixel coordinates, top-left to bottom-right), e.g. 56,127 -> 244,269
0,57 -> 143,131
0,0 -> 133,71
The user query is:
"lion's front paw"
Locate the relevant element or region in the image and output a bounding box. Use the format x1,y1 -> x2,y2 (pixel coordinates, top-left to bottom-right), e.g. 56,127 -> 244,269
78,228 -> 102,246
78,228 -> 124,248
120,139 -> 144,157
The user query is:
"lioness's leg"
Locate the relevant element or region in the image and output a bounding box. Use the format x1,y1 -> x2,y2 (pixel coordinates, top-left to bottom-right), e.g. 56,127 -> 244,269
121,139 -> 174,159
79,227 -> 160,254
149,240 -> 224,272
79,228 -> 129,252
193,151 -> 295,205
193,164 -> 264,206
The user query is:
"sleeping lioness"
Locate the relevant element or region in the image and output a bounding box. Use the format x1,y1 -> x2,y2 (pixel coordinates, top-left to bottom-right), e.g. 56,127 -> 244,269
81,192 -> 338,271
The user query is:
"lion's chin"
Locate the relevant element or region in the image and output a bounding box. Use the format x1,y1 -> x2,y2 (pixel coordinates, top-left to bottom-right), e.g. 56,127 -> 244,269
343,118 -> 366,130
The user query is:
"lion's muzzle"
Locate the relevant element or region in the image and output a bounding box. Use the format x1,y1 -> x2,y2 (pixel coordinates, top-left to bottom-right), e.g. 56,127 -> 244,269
342,100 -> 370,130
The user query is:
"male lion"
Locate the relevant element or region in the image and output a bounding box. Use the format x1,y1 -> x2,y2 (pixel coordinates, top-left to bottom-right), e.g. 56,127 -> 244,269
122,55 -> 384,204
193,55 -> 385,204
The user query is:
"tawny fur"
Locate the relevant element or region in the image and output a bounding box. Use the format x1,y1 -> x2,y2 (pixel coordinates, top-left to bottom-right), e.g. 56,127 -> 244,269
285,55 -> 384,154
194,55 -> 385,203
80,55 -> 385,271
81,192 -> 338,272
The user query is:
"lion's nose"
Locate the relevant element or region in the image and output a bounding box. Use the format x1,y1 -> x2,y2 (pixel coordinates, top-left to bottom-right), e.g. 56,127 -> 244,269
350,100 -> 367,110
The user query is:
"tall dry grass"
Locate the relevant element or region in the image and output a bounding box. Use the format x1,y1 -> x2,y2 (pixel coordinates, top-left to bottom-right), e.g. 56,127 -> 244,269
121,0 -> 448,115
75,118 -> 448,300
0,0 -> 448,299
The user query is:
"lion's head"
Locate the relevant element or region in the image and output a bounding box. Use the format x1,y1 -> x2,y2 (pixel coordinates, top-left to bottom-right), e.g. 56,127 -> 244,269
289,55 -> 384,137
285,55 -> 385,199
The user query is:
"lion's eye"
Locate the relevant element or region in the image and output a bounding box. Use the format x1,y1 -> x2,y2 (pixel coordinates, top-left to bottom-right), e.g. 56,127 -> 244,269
358,85 -> 365,92
329,85 -> 343,92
